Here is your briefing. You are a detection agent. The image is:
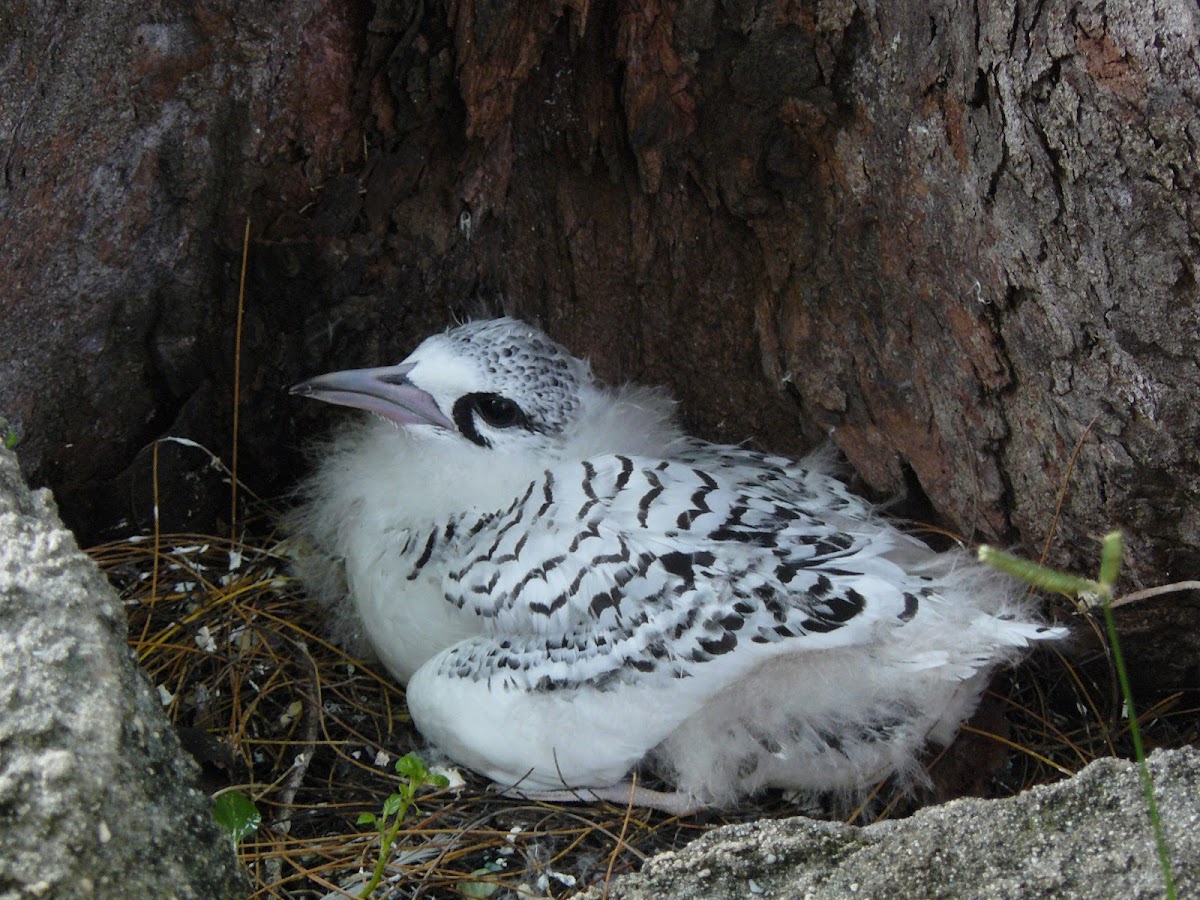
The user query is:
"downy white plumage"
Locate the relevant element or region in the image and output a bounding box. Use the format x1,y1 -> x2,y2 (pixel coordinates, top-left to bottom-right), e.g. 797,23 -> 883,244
287,317 -> 1065,813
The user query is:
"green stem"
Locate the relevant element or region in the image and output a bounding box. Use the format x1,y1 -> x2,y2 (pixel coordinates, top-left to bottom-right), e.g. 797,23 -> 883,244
980,531 -> 1176,897
359,804 -> 408,899
1098,601 -> 1176,900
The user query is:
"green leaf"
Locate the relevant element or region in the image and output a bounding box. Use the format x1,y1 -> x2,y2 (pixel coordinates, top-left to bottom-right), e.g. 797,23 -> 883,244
381,794 -> 403,817
213,791 -> 261,846
428,773 -> 450,788
977,546 -> 1101,596
395,752 -> 427,780
1098,530 -> 1124,592
459,871 -> 501,898
0,417 -> 20,450
356,812 -> 377,826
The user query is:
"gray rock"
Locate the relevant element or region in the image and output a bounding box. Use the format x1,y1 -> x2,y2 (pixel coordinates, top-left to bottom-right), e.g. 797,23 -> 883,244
0,447 -> 246,899
585,747 -> 1198,900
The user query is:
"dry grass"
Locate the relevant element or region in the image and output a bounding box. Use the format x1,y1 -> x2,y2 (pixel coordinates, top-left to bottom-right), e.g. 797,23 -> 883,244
89,521 -> 1197,898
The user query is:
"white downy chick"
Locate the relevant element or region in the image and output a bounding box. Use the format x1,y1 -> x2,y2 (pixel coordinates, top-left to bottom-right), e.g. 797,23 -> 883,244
287,317 -> 1066,813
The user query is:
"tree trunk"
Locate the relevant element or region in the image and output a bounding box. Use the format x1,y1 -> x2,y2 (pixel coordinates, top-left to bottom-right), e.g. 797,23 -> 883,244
2,0 -> 1197,679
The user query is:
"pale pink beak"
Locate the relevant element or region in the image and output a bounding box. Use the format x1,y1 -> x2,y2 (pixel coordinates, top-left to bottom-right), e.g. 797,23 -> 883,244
290,362 -> 454,430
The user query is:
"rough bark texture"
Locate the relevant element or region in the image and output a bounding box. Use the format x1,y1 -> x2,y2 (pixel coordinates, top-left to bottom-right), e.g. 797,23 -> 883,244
2,2 -> 1198,679
0,0 -> 367,535
0,448 -> 246,899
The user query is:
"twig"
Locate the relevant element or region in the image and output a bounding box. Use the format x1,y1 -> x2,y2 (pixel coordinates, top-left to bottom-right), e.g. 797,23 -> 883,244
1038,415 -> 1098,568
277,641 -> 323,816
603,774 -> 640,897
231,218 -> 251,537
1112,581 -> 1200,608
264,639 -> 321,888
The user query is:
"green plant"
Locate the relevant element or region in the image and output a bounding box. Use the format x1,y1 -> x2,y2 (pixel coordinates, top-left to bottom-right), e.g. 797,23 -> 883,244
460,861 -> 504,898
356,752 -> 449,898
979,532 -> 1177,900
212,790 -> 261,850
1,418 -> 19,450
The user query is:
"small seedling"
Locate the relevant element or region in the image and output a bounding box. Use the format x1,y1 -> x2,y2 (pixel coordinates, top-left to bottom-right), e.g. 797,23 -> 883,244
460,861 -> 504,897
1,418 -> 20,450
356,753 -> 449,898
212,790 -> 261,850
980,532 -> 1177,900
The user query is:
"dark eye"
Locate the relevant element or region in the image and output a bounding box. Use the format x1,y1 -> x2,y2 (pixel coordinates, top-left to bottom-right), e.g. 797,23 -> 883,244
474,394 -> 522,428
451,392 -> 531,447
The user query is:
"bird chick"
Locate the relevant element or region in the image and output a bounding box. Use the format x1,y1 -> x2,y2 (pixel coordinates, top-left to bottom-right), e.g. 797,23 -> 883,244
286,317 -> 1065,814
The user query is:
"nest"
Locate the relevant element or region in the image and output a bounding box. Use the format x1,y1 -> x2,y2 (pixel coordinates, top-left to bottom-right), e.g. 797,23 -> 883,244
90,512 -> 1196,898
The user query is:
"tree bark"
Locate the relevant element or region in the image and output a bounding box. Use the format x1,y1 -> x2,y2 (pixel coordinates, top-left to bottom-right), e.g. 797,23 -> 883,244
2,1 -> 1197,661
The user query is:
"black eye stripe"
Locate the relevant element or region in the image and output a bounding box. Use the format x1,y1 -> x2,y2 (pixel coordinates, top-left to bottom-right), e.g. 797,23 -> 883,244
451,393 -> 533,447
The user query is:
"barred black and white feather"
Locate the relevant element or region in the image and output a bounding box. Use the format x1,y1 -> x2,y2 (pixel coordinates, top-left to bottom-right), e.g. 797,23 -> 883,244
287,317 -> 1065,812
